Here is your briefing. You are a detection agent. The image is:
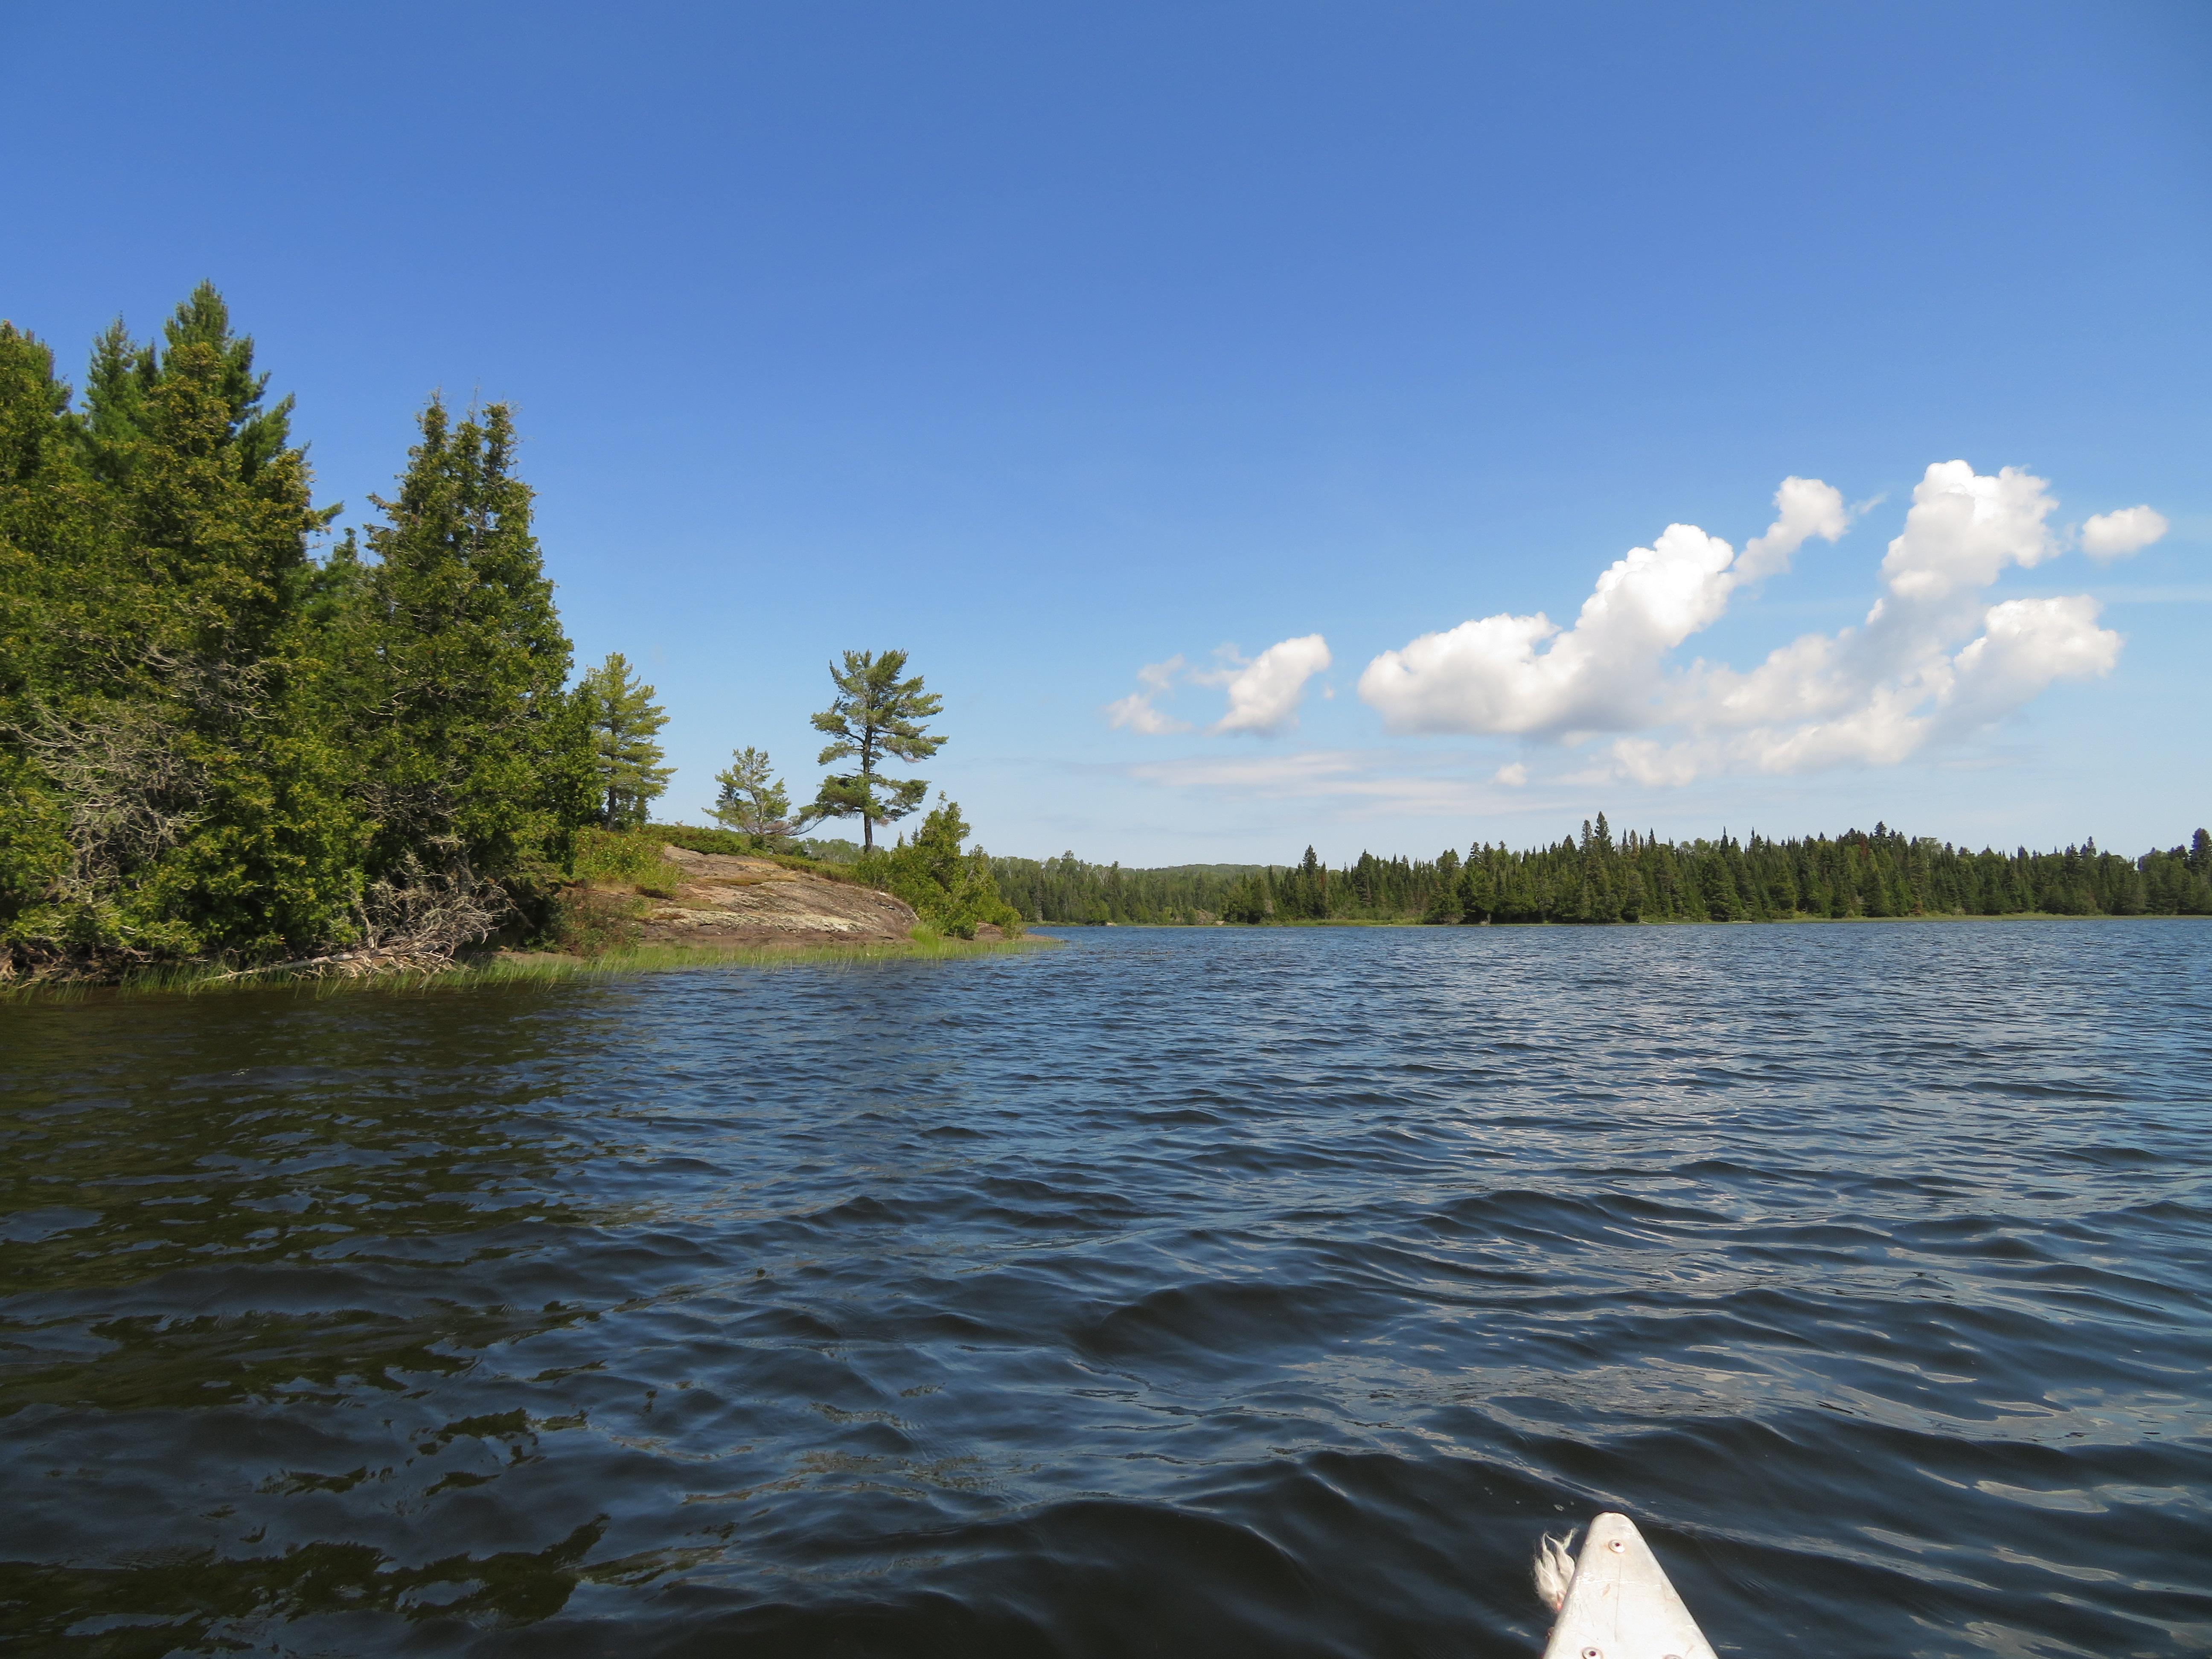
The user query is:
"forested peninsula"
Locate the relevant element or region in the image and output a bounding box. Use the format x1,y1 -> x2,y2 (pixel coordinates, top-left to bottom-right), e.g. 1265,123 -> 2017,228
995,818 -> 2212,926
0,288 -> 1021,983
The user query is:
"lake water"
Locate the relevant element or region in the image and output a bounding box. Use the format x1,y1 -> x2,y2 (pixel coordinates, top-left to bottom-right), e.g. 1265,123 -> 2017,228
2,922 -> 2208,1657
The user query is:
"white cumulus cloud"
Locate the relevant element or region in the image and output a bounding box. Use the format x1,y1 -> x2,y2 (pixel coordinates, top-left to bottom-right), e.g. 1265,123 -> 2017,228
1946,595 -> 2123,725
2079,505 -> 2168,562
1359,477 -> 1849,736
1104,693 -> 1190,734
1103,655 -> 1193,733
1361,462 -> 2136,786
1877,461 -> 2060,602
1735,474 -> 1853,586
1216,634 -> 1332,735
1106,637 -> 1335,736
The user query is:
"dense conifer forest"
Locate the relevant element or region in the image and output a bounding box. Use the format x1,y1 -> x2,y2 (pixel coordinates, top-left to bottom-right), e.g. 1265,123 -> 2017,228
987,857 -> 1270,926
998,818 -> 2212,926
0,288 -> 599,980
0,288 -> 1018,980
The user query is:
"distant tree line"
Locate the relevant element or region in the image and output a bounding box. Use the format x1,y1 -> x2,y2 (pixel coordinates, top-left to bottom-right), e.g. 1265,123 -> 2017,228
1444,816 -> 2212,923
988,855 -> 1270,925
1006,815 -> 2212,926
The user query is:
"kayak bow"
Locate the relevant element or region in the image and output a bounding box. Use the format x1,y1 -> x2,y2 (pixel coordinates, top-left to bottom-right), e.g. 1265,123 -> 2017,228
1536,1512 -> 1718,1659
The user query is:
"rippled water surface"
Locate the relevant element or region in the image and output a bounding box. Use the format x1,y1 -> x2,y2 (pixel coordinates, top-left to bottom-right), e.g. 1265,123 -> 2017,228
3,922 -> 2209,1657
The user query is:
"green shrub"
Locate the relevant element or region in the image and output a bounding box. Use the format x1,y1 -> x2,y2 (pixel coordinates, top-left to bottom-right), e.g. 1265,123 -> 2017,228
547,886 -> 644,956
651,823 -> 757,857
574,825 -> 690,899
859,800 -> 1025,939
573,826 -> 677,885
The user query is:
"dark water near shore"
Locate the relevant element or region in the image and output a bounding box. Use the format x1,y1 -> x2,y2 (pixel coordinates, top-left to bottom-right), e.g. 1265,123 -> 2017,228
2,923 -> 2209,1657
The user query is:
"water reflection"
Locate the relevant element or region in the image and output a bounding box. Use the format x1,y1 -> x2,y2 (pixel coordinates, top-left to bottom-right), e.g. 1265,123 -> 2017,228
0,987 -> 605,1292
0,1519 -> 607,1655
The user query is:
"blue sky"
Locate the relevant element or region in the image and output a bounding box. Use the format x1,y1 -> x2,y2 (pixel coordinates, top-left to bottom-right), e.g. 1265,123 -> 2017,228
7,2 -> 2207,864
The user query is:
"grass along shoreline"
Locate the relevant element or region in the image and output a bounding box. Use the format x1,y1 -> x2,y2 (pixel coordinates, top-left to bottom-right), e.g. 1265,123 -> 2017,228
468,930 -> 1058,986
1,930 -> 1057,1001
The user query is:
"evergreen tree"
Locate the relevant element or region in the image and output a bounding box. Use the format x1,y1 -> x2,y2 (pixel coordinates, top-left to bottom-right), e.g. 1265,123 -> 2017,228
0,322 -> 90,964
353,398 -> 594,909
0,289 -> 358,972
1276,845 -> 1328,918
577,651 -> 672,826
804,648 -> 943,851
1217,870 -> 1274,923
710,746 -> 792,840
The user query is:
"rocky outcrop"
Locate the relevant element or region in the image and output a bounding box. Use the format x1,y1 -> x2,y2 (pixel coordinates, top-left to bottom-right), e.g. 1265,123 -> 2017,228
635,845 -> 919,946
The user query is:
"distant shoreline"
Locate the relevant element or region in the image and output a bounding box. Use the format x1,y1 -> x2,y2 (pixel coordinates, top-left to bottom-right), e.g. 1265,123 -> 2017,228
1029,911 -> 2210,930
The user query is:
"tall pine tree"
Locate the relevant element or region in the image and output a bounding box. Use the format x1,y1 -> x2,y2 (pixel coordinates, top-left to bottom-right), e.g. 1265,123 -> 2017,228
804,649 -> 943,851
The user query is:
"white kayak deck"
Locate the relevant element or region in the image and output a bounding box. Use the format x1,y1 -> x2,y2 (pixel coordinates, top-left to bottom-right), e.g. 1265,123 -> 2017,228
1539,1512 -> 1718,1659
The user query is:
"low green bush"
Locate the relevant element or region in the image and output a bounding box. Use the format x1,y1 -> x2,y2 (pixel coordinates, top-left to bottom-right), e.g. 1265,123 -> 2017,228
651,823 -> 757,857
574,826 -> 678,885
573,826 -> 692,903
548,886 -> 645,956
858,800 -> 1026,939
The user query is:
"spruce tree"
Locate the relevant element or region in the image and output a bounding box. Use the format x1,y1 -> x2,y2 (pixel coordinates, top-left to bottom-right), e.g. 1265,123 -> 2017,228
354,398 -> 594,906
1,289 -> 358,972
110,287 -> 356,958
0,323 -> 87,966
577,651 -> 672,826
